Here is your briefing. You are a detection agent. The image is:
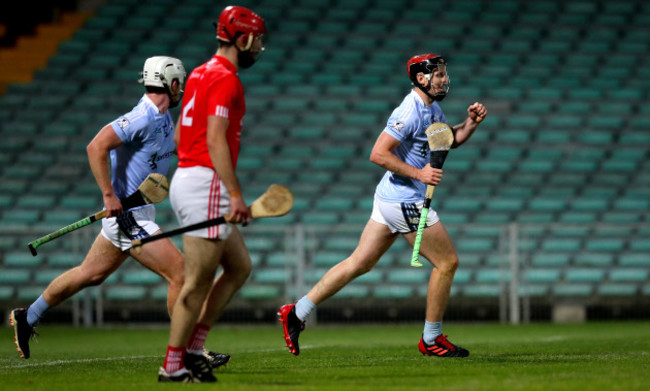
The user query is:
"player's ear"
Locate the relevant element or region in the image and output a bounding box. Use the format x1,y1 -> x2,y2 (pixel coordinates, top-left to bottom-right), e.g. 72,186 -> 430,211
416,73 -> 428,88
170,79 -> 181,94
235,33 -> 253,51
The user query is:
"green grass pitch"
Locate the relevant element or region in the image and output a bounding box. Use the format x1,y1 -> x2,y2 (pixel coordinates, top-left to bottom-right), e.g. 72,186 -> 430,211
1,321 -> 649,390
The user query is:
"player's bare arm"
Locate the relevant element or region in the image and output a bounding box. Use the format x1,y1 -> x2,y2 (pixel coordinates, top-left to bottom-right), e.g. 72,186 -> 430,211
370,132 -> 442,186
451,102 -> 487,148
86,124 -> 125,217
173,120 -> 181,153
206,115 -> 250,224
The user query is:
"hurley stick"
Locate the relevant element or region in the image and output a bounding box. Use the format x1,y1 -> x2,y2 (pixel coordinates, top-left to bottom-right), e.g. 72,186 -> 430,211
27,173 -> 169,255
131,184 -> 294,248
410,123 -> 454,267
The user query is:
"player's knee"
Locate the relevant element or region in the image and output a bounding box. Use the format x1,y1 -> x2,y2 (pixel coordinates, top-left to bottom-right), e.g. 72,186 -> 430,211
222,257 -> 252,283
180,283 -> 210,309
168,268 -> 185,288
349,257 -> 376,276
86,272 -> 110,286
438,256 -> 459,275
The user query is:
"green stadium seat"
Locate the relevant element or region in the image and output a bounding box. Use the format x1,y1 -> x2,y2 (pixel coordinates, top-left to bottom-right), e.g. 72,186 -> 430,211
610,269 -> 648,282
0,286 -> 14,300
597,284 -> 637,296
618,253 -> 650,267
553,284 -> 593,297
313,252 -> 345,267
2,210 -> 40,224
629,239 -> 650,252
463,284 -> 502,297
104,286 -> 147,301
315,198 -> 354,211
17,286 -> 47,301
239,285 -> 282,300
354,269 -> 383,284
584,239 -> 625,252
17,195 -> 56,210
475,270 -> 511,283
387,269 -> 428,284
47,252 -> 83,267
373,285 -> 413,299
573,253 -> 615,267
332,285 -> 369,299
613,198 -> 649,211
60,196 -> 100,211
565,269 -> 605,283
531,253 -> 571,267
34,269 -> 67,285
245,237 -> 277,252
254,268 -> 289,284
524,269 -> 560,283
321,237 -> 358,252
122,270 -> 163,285
455,238 -> 495,253
0,269 -> 31,284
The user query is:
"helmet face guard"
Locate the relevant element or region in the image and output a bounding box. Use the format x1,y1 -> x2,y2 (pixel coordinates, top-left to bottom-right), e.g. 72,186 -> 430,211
407,54 -> 450,101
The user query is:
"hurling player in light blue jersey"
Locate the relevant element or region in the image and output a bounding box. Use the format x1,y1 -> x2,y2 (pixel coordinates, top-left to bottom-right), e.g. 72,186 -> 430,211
280,54 -> 487,358
11,57 -> 187,362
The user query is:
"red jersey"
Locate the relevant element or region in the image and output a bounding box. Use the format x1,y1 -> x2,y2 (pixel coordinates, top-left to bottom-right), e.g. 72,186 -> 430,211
177,55 -> 245,169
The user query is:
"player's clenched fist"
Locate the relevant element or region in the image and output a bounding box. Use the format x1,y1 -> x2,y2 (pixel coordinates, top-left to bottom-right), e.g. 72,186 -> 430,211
467,102 -> 487,123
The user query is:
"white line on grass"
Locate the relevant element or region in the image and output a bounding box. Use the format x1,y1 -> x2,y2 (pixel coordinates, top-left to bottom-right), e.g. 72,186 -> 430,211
1,346 -> 320,369
2,355 -> 159,369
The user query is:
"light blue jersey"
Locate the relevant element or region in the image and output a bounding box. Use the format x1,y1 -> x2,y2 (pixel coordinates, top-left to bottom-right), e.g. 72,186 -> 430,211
109,94 -> 176,207
375,90 -> 448,203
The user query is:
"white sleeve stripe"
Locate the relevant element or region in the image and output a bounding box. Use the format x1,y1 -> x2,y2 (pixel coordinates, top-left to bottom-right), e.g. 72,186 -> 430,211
214,105 -> 229,118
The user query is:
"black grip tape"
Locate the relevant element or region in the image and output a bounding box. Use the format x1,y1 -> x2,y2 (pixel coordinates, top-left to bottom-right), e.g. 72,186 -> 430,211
430,150 -> 449,169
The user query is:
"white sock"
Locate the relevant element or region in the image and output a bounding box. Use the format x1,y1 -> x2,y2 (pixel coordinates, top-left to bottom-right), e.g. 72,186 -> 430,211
423,321 -> 442,345
27,295 -> 51,327
294,296 -> 316,322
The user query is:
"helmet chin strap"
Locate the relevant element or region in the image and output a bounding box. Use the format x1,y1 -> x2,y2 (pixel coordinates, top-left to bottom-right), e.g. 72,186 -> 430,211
418,76 -> 447,102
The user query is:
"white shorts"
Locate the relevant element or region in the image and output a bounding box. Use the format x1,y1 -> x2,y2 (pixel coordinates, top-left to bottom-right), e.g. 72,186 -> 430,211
170,166 -> 233,239
101,206 -> 160,251
370,195 -> 440,234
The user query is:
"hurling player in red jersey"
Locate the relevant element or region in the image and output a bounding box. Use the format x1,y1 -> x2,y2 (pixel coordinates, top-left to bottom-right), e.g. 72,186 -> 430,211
158,6 -> 265,383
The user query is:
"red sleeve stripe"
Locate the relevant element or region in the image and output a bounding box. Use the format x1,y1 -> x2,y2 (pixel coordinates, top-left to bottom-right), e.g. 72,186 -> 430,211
214,105 -> 229,119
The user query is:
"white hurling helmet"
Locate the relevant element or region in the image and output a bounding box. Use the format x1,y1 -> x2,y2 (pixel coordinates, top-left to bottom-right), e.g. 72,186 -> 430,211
140,56 -> 186,93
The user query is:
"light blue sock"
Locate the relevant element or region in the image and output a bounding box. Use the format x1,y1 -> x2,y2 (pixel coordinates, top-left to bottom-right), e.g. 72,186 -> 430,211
423,321 -> 442,345
294,296 -> 316,322
27,295 -> 51,327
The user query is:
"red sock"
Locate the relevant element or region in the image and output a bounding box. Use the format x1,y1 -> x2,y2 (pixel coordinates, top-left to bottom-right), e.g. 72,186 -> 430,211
163,346 -> 185,373
187,324 -> 211,354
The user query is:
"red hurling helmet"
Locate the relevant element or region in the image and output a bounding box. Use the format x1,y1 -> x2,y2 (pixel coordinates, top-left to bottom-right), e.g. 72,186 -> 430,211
407,53 -> 449,101
407,54 -> 447,83
216,5 -> 265,50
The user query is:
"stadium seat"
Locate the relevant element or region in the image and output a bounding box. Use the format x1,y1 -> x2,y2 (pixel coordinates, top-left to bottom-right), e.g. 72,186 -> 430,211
122,270 -> 163,285
597,284 -> 637,296
565,269 -> 606,283
309,277 -> 364,299
387,269 -> 428,284
553,284 -> 593,297
373,285 -> 413,299
463,284 -> 502,297
239,285 -> 282,300
0,269 -> 31,284
254,269 -> 290,284
104,286 -> 147,301
610,269 -> 648,282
